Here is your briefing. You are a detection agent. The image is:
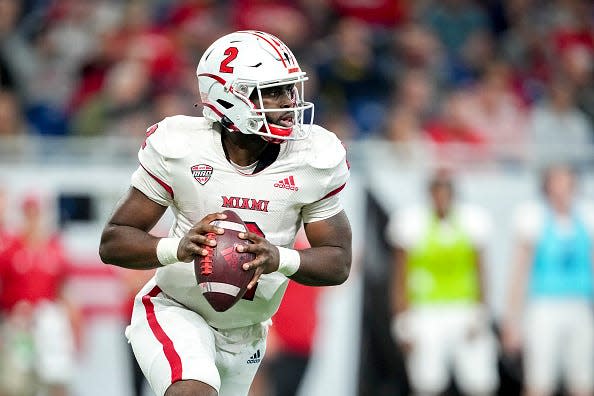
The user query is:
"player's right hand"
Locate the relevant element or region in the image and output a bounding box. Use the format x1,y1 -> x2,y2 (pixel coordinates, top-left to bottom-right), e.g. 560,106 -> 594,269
176,212 -> 227,262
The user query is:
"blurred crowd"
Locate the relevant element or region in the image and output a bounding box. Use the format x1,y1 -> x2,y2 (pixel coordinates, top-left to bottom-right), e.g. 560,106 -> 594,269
0,0 -> 592,165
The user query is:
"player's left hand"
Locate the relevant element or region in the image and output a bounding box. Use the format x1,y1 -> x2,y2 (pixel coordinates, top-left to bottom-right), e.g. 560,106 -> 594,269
236,231 -> 280,289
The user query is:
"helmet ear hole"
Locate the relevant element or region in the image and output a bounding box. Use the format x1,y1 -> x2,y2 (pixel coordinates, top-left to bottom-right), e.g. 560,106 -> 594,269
217,99 -> 234,109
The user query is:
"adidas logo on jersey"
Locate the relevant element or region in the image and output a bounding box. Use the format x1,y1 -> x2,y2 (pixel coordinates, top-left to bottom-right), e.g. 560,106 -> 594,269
247,349 -> 262,364
274,176 -> 299,191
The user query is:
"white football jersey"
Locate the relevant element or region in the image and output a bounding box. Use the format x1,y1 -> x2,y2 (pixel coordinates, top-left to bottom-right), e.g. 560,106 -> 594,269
130,116 -> 349,329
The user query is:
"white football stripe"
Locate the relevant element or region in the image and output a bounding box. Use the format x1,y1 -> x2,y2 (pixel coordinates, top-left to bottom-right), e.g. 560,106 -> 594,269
199,282 -> 241,296
212,220 -> 246,233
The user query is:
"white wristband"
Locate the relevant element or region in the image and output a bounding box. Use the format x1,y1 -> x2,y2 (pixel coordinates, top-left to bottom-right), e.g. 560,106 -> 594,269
156,237 -> 182,266
277,247 -> 300,276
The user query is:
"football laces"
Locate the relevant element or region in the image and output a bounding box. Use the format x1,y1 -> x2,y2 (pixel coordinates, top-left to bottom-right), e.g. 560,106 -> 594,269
200,232 -> 216,275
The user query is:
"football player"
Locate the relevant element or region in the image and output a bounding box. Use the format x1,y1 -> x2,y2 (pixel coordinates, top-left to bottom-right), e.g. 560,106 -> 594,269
99,30 -> 352,396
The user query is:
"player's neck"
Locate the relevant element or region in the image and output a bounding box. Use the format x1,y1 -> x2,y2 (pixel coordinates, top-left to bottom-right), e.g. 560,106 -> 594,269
434,206 -> 451,219
219,125 -> 270,166
21,224 -> 46,246
549,199 -> 571,216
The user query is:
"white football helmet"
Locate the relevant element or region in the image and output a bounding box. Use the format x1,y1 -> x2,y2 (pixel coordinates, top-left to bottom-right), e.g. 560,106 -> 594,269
197,30 -> 314,142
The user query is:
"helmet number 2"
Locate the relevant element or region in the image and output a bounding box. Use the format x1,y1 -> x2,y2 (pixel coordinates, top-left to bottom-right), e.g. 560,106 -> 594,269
219,47 -> 238,73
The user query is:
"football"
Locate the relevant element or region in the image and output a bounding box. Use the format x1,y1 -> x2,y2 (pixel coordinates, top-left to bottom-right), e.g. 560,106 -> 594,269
194,210 -> 256,312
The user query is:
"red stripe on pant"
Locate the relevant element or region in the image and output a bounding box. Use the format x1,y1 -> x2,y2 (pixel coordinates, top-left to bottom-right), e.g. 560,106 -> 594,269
142,285 -> 183,383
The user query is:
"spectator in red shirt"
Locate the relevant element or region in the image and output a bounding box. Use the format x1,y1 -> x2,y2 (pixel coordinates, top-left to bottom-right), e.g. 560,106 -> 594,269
424,91 -> 488,165
0,193 -> 76,396
0,195 -> 69,311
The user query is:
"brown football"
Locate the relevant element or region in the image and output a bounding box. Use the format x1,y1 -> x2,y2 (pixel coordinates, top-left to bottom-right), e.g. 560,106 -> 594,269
194,210 -> 256,312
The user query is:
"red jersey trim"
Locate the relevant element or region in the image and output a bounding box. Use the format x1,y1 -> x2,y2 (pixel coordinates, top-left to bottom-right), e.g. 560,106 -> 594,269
142,286 -> 183,383
321,183 -> 346,200
140,164 -> 174,199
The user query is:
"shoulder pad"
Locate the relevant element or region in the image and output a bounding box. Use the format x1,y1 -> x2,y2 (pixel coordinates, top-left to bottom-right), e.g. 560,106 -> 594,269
305,125 -> 346,170
145,116 -> 209,159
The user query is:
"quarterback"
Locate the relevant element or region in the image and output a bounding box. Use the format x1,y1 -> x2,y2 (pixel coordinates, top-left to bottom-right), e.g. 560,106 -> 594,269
99,30 -> 352,396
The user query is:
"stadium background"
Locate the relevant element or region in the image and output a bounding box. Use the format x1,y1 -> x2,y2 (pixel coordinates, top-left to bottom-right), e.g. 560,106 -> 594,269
0,0 -> 593,395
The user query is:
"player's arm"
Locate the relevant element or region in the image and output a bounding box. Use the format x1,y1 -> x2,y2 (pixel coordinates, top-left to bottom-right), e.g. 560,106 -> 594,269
501,204 -> 538,354
291,210 -> 352,286
505,240 -> 533,321
99,187 -> 169,269
99,187 -> 224,269
238,210 -> 352,287
476,249 -> 488,305
390,245 -> 414,352
390,245 -> 408,316
501,239 -> 533,354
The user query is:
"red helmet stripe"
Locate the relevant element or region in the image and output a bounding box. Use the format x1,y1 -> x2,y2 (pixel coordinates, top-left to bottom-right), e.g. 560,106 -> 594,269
244,31 -> 287,68
202,102 -> 240,132
198,73 -> 254,108
197,72 -> 227,86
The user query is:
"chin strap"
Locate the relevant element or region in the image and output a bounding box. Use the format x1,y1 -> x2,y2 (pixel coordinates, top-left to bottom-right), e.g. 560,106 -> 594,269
260,122 -> 292,144
262,123 -> 292,138
221,116 -> 236,130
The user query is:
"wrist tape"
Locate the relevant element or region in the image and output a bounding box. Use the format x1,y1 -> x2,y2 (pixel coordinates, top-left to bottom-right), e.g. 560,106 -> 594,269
156,237 -> 182,266
277,246 -> 300,276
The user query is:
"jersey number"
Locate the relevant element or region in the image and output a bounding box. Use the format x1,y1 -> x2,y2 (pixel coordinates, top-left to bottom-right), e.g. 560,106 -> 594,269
219,47 -> 238,73
242,221 -> 264,301
245,222 -> 265,238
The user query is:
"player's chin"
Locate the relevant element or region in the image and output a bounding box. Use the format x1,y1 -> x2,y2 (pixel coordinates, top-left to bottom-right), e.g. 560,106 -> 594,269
266,115 -> 294,128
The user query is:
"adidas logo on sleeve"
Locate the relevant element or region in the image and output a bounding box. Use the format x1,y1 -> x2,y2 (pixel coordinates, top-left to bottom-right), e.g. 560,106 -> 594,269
246,349 -> 262,364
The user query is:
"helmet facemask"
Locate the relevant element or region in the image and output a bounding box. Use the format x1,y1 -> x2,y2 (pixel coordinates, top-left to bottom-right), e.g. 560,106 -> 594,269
232,76 -> 314,143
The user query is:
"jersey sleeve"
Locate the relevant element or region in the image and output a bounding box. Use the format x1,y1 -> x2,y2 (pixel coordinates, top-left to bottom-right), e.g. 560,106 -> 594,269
459,204 -> 492,248
301,129 -> 350,223
301,195 -> 343,223
130,121 -> 174,207
578,201 -> 594,237
512,201 -> 543,244
385,211 -> 404,248
385,206 -> 426,249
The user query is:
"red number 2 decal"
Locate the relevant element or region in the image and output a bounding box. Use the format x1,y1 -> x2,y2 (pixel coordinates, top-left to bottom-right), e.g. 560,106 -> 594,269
219,47 -> 238,73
